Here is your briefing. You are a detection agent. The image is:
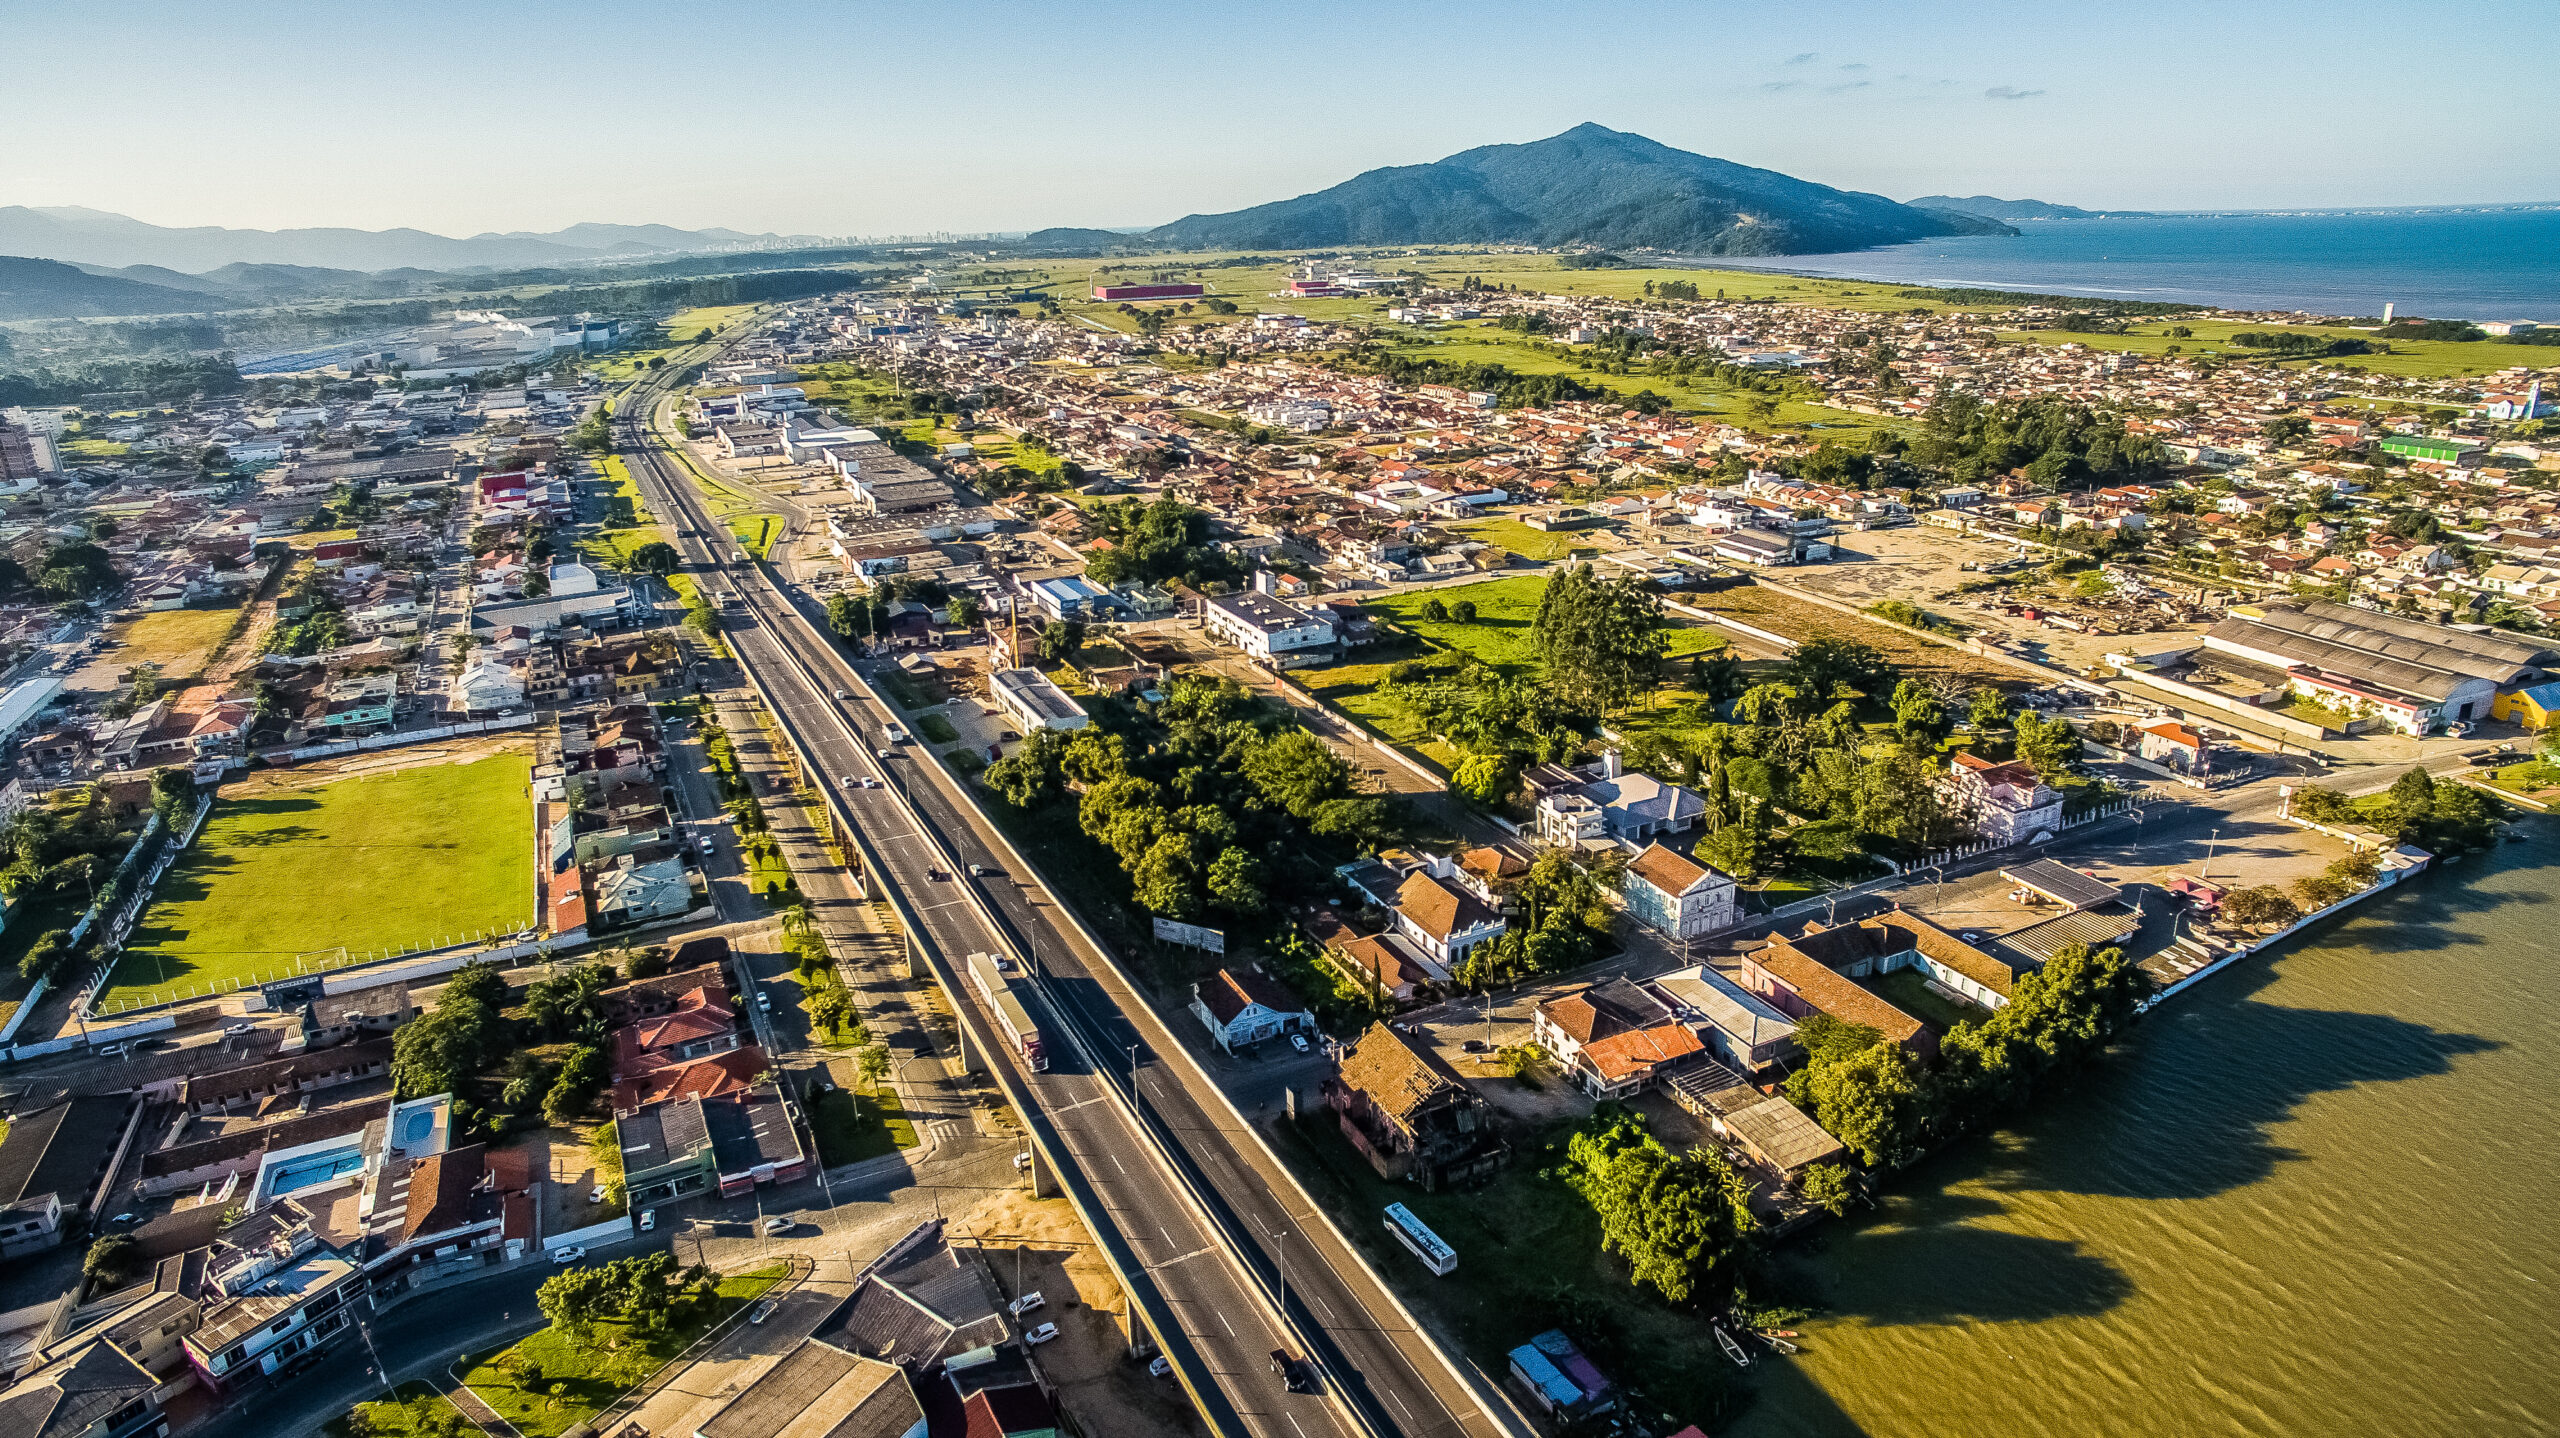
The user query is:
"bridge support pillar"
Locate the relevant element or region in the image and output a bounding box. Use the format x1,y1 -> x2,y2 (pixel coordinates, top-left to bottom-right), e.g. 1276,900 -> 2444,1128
1028,1143 -> 1061,1199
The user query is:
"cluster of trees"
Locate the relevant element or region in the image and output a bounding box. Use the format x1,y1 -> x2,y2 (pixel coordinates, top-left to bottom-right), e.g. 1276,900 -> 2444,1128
2286,768 -> 2495,855
1787,942 -> 2147,1168
1078,499 -> 1238,591
2230,332 -> 2376,358
1533,564 -> 1671,715
265,570 -> 354,656
983,675 -> 1402,921
1453,849 -> 1620,990
1565,1105 -> 1754,1307
1911,393 -> 2167,489
1646,279 -> 1703,301
23,540 -> 118,603
534,1251 -> 719,1342
389,960 -> 631,1133
824,575 -> 961,646
0,791 -> 141,982
0,354 -> 241,408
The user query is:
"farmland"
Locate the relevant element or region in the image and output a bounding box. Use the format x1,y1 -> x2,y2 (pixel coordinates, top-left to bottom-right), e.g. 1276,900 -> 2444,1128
103,754 -> 535,1010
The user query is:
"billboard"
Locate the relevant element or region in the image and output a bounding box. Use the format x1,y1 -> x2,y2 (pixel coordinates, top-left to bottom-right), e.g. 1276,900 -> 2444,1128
1152,917 -> 1226,954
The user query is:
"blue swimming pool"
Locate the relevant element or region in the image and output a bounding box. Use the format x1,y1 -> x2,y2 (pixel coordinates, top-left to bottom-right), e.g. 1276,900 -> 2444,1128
266,1148 -> 364,1197
398,1109 -> 435,1147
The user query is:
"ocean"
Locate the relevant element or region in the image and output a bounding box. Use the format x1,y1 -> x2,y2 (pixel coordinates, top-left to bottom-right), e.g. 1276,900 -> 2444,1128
1704,207 -> 2560,320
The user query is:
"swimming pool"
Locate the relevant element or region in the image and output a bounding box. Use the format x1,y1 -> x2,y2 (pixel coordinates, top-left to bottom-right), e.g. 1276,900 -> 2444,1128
265,1148 -> 365,1198
398,1108 -> 435,1148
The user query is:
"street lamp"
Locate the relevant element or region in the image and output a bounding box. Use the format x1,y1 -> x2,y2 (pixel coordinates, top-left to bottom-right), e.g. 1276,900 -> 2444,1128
2202,827 -> 2221,882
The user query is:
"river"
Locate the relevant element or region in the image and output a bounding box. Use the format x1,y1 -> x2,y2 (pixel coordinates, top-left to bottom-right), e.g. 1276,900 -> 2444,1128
1732,822 -> 2560,1438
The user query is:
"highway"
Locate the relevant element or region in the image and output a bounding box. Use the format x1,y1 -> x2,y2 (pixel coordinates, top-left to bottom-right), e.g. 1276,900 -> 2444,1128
614,372 -> 1426,1438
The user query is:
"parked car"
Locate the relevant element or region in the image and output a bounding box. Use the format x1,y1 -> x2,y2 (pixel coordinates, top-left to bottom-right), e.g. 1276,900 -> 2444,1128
586,1185 -> 609,1205
639,1209 -> 656,1231
1289,1033 -> 1311,1054
551,1246 -> 587,1264
1148,1354 -> 1173,1379
1023,1322 -> 1059,1346
222,1022 -> 256,1038
1008,1291 -> 1046,1318
1013,1151 -> 1033,1172
759,1215 -> 791,1235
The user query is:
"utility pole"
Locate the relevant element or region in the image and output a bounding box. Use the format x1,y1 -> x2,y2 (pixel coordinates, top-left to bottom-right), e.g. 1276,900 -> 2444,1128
2202,827 -> 2221,882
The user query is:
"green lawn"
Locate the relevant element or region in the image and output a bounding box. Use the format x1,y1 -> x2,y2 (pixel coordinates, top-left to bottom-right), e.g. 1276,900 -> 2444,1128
103,756 -> 535,1010
1365,577 -> 1723,677
461,1264 -> 785,1438
1869,967 -> 1992,1032
326,1382 -> 473,1438
808,1085 -> 916,1165
1383,327 -> 1900,440
1994,317 -> 2536,379
915,713 -> 961,744
1448,516 -> 1600,563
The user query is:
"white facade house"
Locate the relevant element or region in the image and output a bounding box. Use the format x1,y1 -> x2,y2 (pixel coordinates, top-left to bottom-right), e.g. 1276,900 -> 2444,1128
1189,967 -> 1316,1053
990,667 -> 1089,734
1945,753 -> 2063,845
1391,872 -> 1507,970
1203,588 -> 1337,669
1619,842 -> 1739,941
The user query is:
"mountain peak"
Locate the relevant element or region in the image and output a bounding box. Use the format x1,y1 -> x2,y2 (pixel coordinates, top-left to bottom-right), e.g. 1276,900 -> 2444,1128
1151,126 -> 2007,255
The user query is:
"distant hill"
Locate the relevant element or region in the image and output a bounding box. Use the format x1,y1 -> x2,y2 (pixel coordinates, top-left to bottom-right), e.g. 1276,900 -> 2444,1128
1014,227 -> 1160,256
1147,124 -> 2012,255
1906,195 -> 2141,221
0,206 -> 833,273
0,255 -> 218,320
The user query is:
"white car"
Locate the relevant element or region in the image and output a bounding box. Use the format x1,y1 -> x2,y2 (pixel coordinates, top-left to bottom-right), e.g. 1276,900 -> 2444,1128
1013,1151 -> 1033,1172
1149,1354 -> 1174,1378
876,747 -> 895,761
833,689 -> 850,700
1008,1291 -> 1046,1318
639,1209 -> 655,1231
748,1300 -> 776,1325
551,1246 -> 587,1264
759,1215 -> 791,1235
223,1022 -> 255,1038
586,1185 -> 608,1205
968,863 -> 993,878
1290,1033 -> 1311,1054
1023,1321 -> 1060,1346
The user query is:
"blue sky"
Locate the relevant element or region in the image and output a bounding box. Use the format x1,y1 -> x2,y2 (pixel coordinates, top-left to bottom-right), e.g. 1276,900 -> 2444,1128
3,0 -> 2551,236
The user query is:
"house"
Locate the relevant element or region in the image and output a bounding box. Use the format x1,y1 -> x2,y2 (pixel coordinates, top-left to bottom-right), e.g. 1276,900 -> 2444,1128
1389,872 -> 1506,971
2131,718 -> 2212,775
1648,964 -> 1798,1074
0,1096 -> 136,1260
1324,1022 -> 1506,1189
1685,1081 -> 1847,1181
1619,842 -> 1739,940
1188,967 -> 1315,1053
0,1338 -> 169,1438
1945,752 -> 2063,845
589,853 -> 695,927
1202,588 -> 1337,669
1325,933 -> 1438,1006
1741,912 -> 2018,1050
1529,752 -> 1708,846
1531,977 -> 1708,1099
989,668 -> 1088,734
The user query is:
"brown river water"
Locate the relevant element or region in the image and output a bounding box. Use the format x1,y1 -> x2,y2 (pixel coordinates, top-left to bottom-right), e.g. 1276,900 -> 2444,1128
1730,822 -> 2560,1438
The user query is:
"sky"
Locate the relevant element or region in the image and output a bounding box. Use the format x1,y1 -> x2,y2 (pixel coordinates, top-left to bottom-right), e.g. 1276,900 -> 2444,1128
4,0 -> 2554,239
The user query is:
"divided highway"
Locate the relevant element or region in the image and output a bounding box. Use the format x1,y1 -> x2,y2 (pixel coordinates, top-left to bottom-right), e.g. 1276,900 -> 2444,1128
610,368 -> 1512,1438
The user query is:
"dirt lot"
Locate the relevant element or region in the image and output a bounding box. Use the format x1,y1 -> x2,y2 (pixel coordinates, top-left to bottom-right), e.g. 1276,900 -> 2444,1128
955,1188 -> 1201,1438
1782,526 -> 2200,673
1684,579 -> 2042,692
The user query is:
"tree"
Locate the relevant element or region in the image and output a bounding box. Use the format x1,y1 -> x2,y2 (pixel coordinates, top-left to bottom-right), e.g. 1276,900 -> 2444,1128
1890,679 -> 1952,748
149,769 -> 195,829
2012,709 -> 2081,777
543,1044 -> 609,1125
949,591 -> 982,628
805,983 -> 854,1035
1037,620 -> 1085,665
1968,687 -> 2012,731
630,541 -> 680,577
1567,1108 -> 1752,1306
1450,598 -> 1478,623
1787,635 -> 1890,701
984,730 -> 1066,809
1206,846 -> 1266,913
1800,1161 -> 1855,1217
1533,563 -> 1668,715
2220,885 -> 2300,929
19,928 -> 77,984
83,1235 -> 137,1288
1421,597 -> 1449,622
521,571 -> 551,598
858,1043 -> 892,1089
1452,750 -> 1515,805
1788,1039 -> 1930,1168
536,1265 -> 615,1340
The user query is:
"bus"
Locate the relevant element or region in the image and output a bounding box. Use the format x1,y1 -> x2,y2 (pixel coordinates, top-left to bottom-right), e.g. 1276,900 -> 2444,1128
1383,1203 -> 1456,1276
966,951 -> 1047,1072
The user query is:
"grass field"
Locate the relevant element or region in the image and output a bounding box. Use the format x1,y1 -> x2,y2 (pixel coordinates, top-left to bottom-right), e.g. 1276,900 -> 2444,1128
1366,576 -> 1723,676
1995,317 -> 2539,379
109,605 -> 244,675
808,1086 -> 916,1164
461,1263 -> 784,1438
1448,516 -> 1600,563
103,756 -> 535,1009
1382,326 -> 1899,439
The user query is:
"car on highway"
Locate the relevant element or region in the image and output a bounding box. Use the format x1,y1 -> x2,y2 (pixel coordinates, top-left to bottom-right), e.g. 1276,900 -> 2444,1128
876,747 -> 895,761
551,1246 -> 587,1264
759,1215 -> 792,1235
882,723 -> 911,743
1008,1291 -> 1045,1318
1270,1349 -> 1315,1393
833,689 -> 850,700
967,863 -> 993,878
748,1300 -> 776,1324
1023,1322 -> 1059,1346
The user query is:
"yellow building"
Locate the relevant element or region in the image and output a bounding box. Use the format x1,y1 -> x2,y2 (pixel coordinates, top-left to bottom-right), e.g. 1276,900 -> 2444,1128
2490,682 -> 2560,729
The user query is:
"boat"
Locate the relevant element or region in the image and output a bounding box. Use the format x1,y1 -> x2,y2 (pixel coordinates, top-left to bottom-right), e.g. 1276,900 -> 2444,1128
1759,1333 -> 1800,1356
1762,1329 -> 1799,1339
1713,1323 -> 1752,1368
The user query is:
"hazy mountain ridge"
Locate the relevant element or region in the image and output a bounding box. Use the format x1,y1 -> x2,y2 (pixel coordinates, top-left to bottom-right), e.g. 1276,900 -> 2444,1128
1905,194 -> 2146,221
1148,124 -> 2013,254
0,206 -> 831,274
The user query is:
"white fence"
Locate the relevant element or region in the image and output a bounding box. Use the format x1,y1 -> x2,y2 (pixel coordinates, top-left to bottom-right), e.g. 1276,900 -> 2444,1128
547,1213 -> 635,1253
274,711 -> 534,764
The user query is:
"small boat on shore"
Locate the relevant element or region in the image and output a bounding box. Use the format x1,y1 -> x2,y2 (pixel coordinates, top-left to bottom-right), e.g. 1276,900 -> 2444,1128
1714,1323 -> 1753,1368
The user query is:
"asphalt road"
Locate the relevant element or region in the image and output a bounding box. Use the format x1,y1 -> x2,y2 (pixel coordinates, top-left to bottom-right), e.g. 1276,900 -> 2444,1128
618,395 -> 1385,1438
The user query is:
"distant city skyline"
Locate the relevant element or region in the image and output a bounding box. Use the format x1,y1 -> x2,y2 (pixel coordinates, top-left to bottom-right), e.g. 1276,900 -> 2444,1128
5,0 -> 2552,239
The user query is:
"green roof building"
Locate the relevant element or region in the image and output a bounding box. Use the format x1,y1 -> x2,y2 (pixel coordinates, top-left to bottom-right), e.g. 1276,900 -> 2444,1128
2379,433 -> 2476,464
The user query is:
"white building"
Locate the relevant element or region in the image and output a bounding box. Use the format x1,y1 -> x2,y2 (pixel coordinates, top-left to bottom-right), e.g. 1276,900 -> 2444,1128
990,667 -> 1089,734
1202,588 -> 1336,669
1945,753 -> 2063,845
1619,842 -> 1739,941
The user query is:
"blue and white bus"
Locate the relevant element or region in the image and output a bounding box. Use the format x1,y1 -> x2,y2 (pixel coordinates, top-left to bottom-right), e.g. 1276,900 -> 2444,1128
1383,1203 -> 1457,1276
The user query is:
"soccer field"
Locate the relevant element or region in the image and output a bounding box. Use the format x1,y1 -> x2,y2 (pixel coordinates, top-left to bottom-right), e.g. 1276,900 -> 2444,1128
103,755 -> 535,1010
